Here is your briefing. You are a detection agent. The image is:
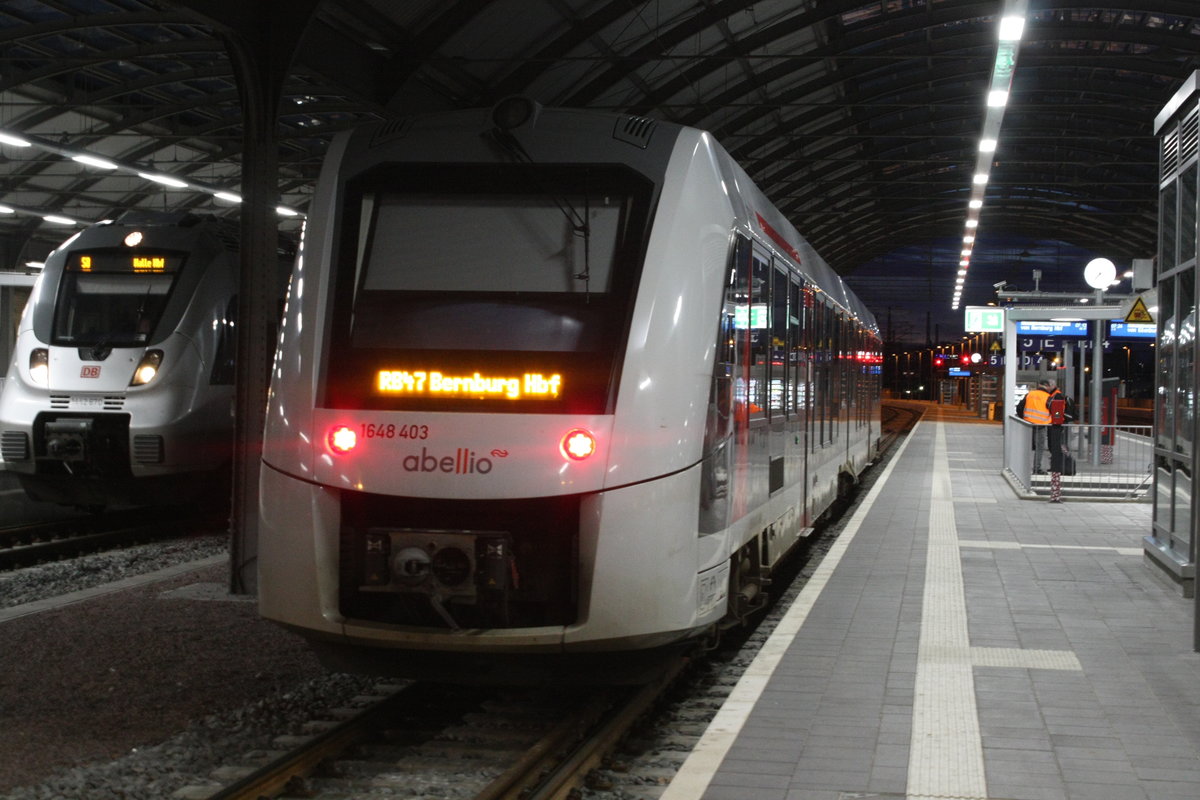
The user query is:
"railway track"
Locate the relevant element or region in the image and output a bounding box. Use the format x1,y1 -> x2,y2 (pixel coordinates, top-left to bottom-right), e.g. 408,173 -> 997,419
183,658 -> 686,800
0,507 -> 212,571
879,402 -> 923,454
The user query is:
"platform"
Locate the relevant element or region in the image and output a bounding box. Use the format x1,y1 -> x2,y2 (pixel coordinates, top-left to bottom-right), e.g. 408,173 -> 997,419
662,411 -> 1200,800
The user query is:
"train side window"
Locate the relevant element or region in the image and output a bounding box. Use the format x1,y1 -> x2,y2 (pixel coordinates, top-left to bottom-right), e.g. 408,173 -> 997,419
210,296 -> 237,385
814,301 -> 827,447
699,233 -> 750,535
789,279 -> 803,427
771,264 -> 789,419
747,248 -> 770,421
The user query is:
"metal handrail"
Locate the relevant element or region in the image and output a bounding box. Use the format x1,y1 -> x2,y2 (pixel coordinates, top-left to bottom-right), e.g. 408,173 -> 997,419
1004,415 -> 1152,500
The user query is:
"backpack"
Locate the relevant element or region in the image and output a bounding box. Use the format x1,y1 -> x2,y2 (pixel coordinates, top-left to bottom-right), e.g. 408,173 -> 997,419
1049,396 -> 1068,424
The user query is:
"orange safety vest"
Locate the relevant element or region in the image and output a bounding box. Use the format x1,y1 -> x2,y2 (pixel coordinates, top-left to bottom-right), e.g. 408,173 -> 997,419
1023,389 -> 1051,425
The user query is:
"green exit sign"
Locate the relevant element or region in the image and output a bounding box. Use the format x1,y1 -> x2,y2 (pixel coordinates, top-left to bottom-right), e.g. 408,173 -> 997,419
965,306 -> 1005,332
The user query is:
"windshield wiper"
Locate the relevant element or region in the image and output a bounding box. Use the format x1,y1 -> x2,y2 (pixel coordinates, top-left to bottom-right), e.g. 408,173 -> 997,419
485,127 -> 592,298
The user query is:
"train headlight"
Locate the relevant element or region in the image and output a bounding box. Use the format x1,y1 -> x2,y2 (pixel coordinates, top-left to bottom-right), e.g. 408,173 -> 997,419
28,348 -> 49,386
130,350 -> 163,386
560,428 -> 597,461
328,425 -> 357,454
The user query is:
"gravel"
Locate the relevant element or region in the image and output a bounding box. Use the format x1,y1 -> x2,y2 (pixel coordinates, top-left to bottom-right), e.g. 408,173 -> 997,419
0,534 -> 230,609
0,534 -> 377,800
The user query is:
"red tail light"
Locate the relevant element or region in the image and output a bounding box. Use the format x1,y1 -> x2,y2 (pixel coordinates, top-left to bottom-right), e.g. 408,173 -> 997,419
328,425 -> 357,454
560,428 -> 596,461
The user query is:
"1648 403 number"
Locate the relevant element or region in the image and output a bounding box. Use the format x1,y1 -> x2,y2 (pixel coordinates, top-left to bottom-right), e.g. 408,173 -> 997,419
361,423 -> 429,440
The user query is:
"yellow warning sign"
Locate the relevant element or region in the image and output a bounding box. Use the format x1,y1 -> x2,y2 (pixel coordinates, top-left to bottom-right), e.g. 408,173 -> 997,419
1125,296 -> 1153,323
990,340 -> 1002,351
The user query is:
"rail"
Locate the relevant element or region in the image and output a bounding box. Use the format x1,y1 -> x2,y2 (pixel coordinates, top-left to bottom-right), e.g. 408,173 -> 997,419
1004,416 -> 1152,500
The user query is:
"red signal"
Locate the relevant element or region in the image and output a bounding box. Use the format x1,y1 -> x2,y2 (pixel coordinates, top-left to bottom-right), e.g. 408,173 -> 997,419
959,353 -> 971,366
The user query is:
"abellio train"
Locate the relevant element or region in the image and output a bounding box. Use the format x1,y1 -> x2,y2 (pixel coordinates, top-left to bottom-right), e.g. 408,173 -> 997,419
0,211 -> 244,508
258,99 -> 881,680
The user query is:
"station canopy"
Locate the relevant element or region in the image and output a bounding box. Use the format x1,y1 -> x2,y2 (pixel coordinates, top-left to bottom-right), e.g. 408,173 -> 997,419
0,1 -> 1195,336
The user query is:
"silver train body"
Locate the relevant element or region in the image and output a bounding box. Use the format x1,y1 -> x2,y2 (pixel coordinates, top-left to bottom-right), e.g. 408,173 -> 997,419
0,212 -> 242,508
258,101 -> 881,678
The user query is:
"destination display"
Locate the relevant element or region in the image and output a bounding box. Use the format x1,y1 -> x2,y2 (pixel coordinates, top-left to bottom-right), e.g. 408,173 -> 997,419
68,251 -> 180,274
377,369 -> 563,400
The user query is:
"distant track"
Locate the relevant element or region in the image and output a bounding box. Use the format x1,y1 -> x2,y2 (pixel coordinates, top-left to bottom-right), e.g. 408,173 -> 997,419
0,507 -> 210,571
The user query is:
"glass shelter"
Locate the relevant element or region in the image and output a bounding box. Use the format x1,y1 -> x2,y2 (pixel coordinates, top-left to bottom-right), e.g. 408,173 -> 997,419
1147,71 -> 1200,596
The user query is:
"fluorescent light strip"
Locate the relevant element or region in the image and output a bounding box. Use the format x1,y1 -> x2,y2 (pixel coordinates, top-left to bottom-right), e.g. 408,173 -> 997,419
0,126 -> 302,217
953,0 -> 1028,308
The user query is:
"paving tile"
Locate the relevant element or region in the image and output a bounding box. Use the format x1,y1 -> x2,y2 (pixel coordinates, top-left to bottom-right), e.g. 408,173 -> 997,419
670,419 -> 1200,800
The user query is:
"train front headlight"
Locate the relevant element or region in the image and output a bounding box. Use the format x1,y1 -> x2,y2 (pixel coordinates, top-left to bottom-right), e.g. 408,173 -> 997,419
130,349 -> 163,386
28,348 -> 49,386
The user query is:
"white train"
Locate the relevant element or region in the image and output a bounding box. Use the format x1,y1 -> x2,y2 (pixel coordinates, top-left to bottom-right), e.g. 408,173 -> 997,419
258,99 -> 881,680
0,211 -> 248,509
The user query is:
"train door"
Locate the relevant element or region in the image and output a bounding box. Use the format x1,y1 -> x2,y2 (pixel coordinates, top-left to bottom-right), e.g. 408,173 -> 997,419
767,261 -> 789,494
746,244 -> 771,509
790,278 -> 808,510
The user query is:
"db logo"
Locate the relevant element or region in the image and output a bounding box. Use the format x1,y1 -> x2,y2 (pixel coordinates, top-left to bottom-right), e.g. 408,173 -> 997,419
80,366 -> 101,379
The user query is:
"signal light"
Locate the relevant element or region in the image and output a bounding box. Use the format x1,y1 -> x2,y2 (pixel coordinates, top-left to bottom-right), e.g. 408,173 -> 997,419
960,353 -> 971,366
934,356 -> 945,368
560,428 -> 596,461
328,425 -> 357,454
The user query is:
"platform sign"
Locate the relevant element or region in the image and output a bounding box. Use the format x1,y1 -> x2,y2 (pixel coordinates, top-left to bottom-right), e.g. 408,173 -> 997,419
1014,320 -> 1089,336
965,306 -> 1004,332
1109,321 -> 1156,338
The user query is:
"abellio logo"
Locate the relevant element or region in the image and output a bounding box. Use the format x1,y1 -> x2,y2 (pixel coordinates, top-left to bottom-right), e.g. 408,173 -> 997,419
402,447 -> 501,475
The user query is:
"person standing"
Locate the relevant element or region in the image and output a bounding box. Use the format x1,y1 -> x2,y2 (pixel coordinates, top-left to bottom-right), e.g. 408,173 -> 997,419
1044,379 -> 1075,502
1017,380 -> 1052,474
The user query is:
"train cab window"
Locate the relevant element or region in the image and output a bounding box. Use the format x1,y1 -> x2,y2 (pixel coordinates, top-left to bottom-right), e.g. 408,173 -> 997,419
324,163 -> 654,413
51,250 -> 183,347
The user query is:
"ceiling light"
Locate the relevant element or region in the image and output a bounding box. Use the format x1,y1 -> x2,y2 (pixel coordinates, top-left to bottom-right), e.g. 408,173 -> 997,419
966,219 -> 979,228
43,214 -> 78,225
139,172 -> 188,188
0,132 -> 31,147
214,192 -> 242,203
960,259 -> 970,267
0,205 -> 13,214
963,235 -> 975,243
973,173 -> 989,185
979,138 -> 998,153
987,90 -> 1009,107
276,206 -> 300,217
958,269 -> 967,276
969,199 -> 983,209
72,154 -> 118,170
999,16 -> 1026,41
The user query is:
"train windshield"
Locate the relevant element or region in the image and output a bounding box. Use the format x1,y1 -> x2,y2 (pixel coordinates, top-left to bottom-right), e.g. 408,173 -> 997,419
51,250 -> 183,346
325,163 -> 655,413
